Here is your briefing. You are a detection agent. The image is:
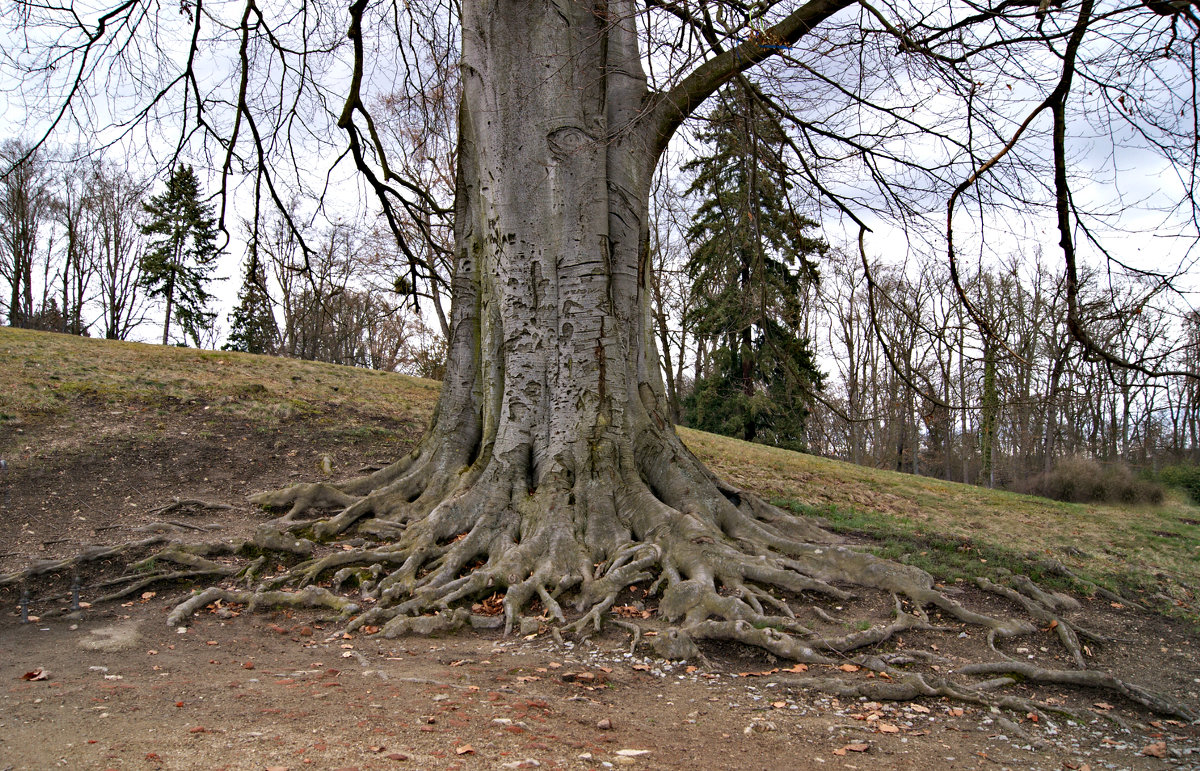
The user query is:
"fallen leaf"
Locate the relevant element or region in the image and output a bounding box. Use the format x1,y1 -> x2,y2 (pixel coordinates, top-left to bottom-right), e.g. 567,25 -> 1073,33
910,704 -> 930,714
1092,702 -> 1115,711
844,743 -> 869,752
838,663 -> 860,673
632,664 -> 651,671
877,723 -> 900,733
737,668 -> 779,677
1142,742 -> 1167,758
242,661 -> 255,670
141,591 -> 156,600
362,625 -> 380,634
456,744 -> 475,755
188,726 -> 208,734
20,669 -> 48,681
783,663 -> 808,673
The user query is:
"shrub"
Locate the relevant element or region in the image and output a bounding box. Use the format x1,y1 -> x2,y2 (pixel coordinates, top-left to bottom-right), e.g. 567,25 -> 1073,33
1013,456 -> 1163,505
1157,464 -> 1200,504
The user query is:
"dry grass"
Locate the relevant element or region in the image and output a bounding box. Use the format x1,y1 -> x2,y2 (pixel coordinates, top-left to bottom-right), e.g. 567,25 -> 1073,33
0,327 -> 440,430
2,326 -> 1195,618
681,427 -> 1200,616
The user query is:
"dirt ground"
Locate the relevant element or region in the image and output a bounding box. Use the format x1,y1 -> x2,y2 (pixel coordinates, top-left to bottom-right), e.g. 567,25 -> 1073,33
2,396 -> 1199,770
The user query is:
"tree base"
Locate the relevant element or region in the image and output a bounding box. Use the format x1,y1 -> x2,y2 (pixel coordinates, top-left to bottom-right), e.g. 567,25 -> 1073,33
3,438 -> 1195,723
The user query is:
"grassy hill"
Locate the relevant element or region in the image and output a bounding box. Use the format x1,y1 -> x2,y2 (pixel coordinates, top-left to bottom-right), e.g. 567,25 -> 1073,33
1,326 -> 1196,620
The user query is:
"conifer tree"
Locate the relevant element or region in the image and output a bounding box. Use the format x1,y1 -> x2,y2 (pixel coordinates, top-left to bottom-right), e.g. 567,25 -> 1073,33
223,248 -> 277,355
682,85 -> 825,448
140,165 -> 221,346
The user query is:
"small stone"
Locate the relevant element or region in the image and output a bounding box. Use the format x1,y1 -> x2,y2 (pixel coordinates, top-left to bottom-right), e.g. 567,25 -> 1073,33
596,718 -> 613,730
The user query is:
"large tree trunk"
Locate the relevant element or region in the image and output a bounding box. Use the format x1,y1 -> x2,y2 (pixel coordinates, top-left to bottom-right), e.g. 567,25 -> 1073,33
251,1 -> 912,639
235,5 -> 1189,710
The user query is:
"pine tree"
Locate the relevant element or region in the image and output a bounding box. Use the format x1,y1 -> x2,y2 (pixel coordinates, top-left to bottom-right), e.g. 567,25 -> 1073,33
682,85 -> 825,449
223,248 -> 277,354
140,165 -> 222,346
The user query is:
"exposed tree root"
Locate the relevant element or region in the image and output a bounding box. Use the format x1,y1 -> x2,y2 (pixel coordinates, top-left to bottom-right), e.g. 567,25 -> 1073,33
147,498 -> 236,518
7,430 -> 1196,725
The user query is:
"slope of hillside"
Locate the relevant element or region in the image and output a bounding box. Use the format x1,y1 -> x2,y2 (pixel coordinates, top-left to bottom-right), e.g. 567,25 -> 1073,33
1,327 -> 1198,770
2,326 -> 1195,615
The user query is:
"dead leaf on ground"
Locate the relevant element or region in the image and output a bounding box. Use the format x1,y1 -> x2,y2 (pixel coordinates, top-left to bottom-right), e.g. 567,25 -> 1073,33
20,669 -> 48,681
736,668 -> 780,677
832,743 -> 870,756
1142,742 -> 1167,758
877,723 -> 900,733
1092,702 -> 1115,711
783,663 -> 808,673
838,663 -> 860,672
472,592 -> 505,616
456,744 -> 475,755
910,704 -> 930,714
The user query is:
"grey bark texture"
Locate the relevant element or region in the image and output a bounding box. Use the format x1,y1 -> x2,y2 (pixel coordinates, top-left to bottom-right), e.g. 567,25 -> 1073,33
144,1 -> 1196,721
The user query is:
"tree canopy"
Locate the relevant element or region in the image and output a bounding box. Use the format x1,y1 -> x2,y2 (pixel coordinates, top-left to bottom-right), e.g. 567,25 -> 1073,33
140,165 -> 221,347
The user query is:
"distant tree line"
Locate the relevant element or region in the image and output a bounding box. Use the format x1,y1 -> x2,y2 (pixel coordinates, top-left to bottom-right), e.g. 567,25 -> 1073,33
653,237 -> 1200,488
646,82 -> 1199,493
223,206 -> 445,379
0,140 -> 151,339
0,139 -> 442,377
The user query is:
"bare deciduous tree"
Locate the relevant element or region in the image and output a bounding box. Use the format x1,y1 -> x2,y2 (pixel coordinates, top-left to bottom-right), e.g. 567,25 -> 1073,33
4,0 -> 1199,717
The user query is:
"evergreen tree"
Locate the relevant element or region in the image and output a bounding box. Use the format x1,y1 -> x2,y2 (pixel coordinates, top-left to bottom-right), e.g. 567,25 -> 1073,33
223,248 -> 277,354
140,165 -> 222,346
682,85 -> 825,448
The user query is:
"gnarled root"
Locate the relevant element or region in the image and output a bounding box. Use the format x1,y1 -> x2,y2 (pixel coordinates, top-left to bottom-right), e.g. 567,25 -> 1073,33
11,419 -> 1192,724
